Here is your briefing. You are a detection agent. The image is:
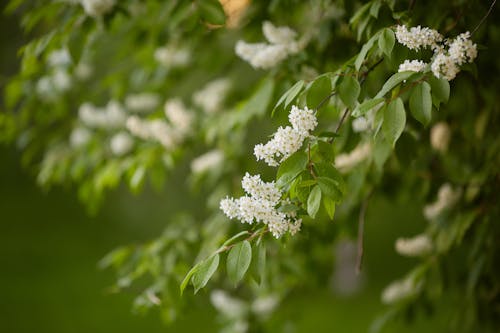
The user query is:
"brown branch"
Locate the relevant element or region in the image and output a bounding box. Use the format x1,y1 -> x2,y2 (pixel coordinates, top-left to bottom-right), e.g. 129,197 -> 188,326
471,0 -> 497,35
356,191 -> 372,274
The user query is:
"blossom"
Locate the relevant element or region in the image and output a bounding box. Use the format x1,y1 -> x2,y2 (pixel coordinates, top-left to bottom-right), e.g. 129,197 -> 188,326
110,132 -> 133,156
398,59 -> 428,73
164,99 -> 193,134
210,290 -> 247,318
448,32 -> 477,65
78,100 -> 126,129
125,93 -> 160,112
254,105 -> 317,167
431,52 -> 460,81
70,127 -> 92,148
191,150 -> 224,174
430,122 -> 451,153
395,234 -> 433,257
154,45 -> 190,68
80,0 -> 115,17
47,48 -> 72,67
395,25 -> 442,51
335,142 -> 371,172
235,21 -> 303,70
193,79 -> 231,114
220,173 -> 301,238
423,183 -> 462,220
381,276 -> 419,304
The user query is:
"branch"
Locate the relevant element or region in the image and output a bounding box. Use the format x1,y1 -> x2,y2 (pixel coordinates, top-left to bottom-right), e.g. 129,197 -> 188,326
471,0 -> 497,35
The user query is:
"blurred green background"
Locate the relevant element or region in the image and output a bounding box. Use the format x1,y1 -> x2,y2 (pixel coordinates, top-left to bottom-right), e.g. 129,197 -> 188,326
0,5 -> 450,333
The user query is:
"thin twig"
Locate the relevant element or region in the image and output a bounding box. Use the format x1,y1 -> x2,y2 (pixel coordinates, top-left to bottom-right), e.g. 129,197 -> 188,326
471,0 -> 497,35
314,90 -> 337,111
356,191 -> 372,274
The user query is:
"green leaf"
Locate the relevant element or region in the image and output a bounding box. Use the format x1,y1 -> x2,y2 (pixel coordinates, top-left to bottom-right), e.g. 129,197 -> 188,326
307,75 -> 331,109
222,231 -> 250,247
355,32 -> 379,70
323,196 -> 336,220
375,71 -> 417,99
191,254 -> 219,293
352,98 -> 385,117
297,179 -> 317,187
256,241 -> 266,284
198,0 -> 226,25
409,82 -> 432,126
378,28 -> 395,57
278,203 -> 300,212
180,263 -> 200,295
243,77 -> 275,117
227,241 -> 252,285
370,0 -> 382,18
338,76 -> 360,108
317,177 -> 343,202
428,76 -> 450,107
307,185 -> 322,218
272,80 -> 304,116
276,151 -> 308,188
314,162 -> 346,194
382,98 -> 406,147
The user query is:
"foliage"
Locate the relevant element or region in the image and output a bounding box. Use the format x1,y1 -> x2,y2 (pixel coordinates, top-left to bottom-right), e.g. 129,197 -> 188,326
2,0 -> 499,332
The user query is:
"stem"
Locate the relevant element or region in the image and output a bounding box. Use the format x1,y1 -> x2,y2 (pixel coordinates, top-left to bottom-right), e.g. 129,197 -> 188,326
216,228 -> 268,254
471,0 -> 497,35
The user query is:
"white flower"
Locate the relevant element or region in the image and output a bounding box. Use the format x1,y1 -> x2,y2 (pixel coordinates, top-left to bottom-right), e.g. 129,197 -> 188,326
448,32 -> 477,66
125,93 -> 160,112
335,142 -> 371,172
381,277 -> 418,304
154,46 -> 190,68
193,79 -> 231,114
74,62 -> 93,80
251,295 -> 279,316
431,52 -> 460,81
191,149 -> 224,174
398,59 -> 428,73
110,132 -> 133,156
254,105 -> 317,167
78,101 -> 126,129
220,173 -> 300,238
80,0 -> 115,17
36,76 -> 55,99
210,290 -> 247,318
423,183 -> 462,220
48,48 -> 72,67
395,234 -> 433,257
235,21 -> 303,70
430,122 -> 451,153
70,127 -> 91,148
164,99 -> 193,134
395,25 -> 442,51
352,115 -> 371,132
262,21 -> 297,46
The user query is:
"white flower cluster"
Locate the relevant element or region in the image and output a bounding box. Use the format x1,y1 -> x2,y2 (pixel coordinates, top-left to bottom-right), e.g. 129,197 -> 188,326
110,131 -> 134,156
423,183 -> 462,220
36,48 -> 73,99
396,26 -> 478,81
334,142 -> 372,172
398,59 -> 428,73
125,93 -> 161,113
395,234 -> 433,257
191,149 -> 224,174
381,276 -> 419,304
254,105 -> 317,167
154,45 -> 190,68
126,98 -> 193,150
430,122 -> 451,153
395,25 -> 443,51
80,0 -> 115,17
78,100 -> 126,129
220,173 -> 301,238
193,78 -> 231,114
70,127 -> 92,148
352,110 -> 375,133
235,21 -> 304,70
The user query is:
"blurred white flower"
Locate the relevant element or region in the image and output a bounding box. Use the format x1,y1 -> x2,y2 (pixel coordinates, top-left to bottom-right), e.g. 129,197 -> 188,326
48,48 -> 72,67
110,132 -> 133,156
430,122 -> 451,153
423,183 -> 461,220
251,295 -> 279,316
395,234 -> 433,257
70,127 -> 92,148
80,0 -> 115,17
210,290 -> 247,318
335,142 -> 371,172
125,93 -> 160,112
154,46 -> 190,68
164,99 -> 193,134
191,149 -> 224,174
381,276 -> 419,304
193,79 -> 231,114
